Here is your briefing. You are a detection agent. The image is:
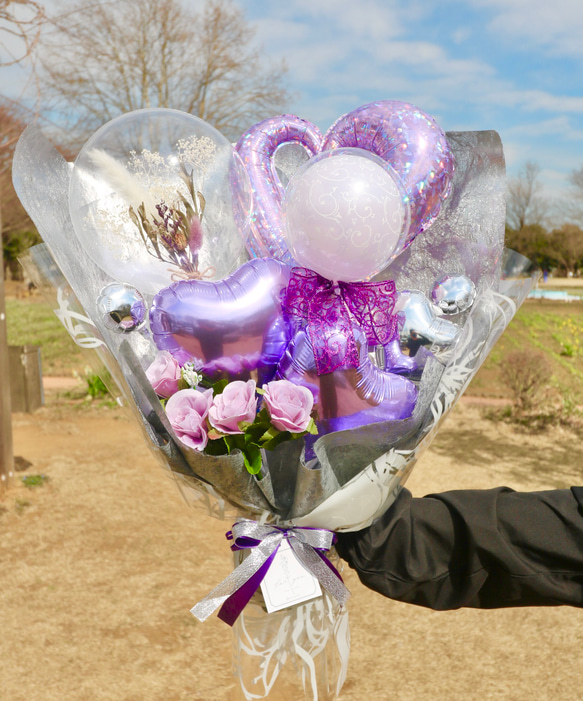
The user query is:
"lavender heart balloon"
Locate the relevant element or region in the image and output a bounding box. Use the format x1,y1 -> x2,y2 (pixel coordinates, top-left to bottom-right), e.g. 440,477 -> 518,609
235,101 -> 454,264
235,115 -> 322,264
149,258 -> 291,379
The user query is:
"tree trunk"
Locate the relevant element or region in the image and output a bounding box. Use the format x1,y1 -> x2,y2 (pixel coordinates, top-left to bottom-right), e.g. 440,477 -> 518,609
0,203 -> 14,490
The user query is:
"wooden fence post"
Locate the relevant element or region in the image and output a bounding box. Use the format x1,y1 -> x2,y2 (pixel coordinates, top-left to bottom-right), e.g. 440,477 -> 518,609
0,241 -> 14,490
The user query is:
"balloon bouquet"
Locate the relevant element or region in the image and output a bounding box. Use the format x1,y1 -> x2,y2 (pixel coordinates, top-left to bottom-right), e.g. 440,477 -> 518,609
13,101 -> 536,700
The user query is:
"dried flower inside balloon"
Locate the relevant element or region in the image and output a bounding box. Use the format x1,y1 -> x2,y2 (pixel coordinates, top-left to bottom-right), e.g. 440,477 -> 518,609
88,135 -> 217,280
128,164 -> 208,278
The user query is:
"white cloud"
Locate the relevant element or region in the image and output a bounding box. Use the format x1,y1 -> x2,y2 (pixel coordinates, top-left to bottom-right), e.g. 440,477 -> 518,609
489,90 -> 583,115
505,116 -> 583,142
273,0 -> 405,41
456,0 -> 583,59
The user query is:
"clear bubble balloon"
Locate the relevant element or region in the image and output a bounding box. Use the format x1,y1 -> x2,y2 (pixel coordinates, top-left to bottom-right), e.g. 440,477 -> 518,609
284,148 -> 410,282
69,108 -> 251,295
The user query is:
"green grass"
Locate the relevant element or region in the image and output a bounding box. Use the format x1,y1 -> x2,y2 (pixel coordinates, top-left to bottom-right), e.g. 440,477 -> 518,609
21,474 -> 50,489
5,297 -> 85,375
471,299 -> 583,404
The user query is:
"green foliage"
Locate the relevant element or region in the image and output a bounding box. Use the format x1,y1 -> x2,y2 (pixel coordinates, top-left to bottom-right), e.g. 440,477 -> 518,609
14,498 -> 31,513
505,223 -> 583,275
21,474 -> 49,489
2,230 -> 41,280
505,223 -> 554,270
84,371 -> 109,398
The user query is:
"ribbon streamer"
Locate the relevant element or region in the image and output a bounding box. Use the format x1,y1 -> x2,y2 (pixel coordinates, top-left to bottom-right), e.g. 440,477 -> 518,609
284,267 -> 399,374
191,521 -> 350,627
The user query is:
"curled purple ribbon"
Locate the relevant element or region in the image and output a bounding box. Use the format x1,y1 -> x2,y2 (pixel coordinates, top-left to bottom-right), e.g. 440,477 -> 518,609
190,520 -> 350,627
284,267 -> 399,374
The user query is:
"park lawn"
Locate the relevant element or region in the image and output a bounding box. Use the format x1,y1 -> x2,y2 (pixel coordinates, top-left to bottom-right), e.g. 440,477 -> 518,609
470,298 -> 583,404
5,293 -> 583,404
5,296 -> 86,375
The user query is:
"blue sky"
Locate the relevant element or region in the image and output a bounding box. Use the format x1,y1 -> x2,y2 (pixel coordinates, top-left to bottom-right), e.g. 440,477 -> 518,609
243,0 -> 583,208
2,0 -> 583,208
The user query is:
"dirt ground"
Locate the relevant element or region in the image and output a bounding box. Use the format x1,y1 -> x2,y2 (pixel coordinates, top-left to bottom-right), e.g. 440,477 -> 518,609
1,386 -> 583,701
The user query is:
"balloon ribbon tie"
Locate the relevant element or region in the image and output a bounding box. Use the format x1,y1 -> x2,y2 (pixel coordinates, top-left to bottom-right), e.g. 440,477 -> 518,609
190,520 -> 350,626
283,267 -> 399,374
169,265 -> 215,282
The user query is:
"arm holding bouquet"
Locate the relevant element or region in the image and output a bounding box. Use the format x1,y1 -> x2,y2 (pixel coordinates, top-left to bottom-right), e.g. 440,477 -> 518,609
336,486 -> 583,609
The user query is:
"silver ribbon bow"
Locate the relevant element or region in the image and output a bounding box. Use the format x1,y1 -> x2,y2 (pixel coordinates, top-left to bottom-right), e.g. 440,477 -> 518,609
191,520 -> 350,625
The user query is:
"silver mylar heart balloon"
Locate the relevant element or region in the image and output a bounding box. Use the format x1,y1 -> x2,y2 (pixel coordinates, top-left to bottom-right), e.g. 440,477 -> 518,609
432,275 -> 477,315
398,291 -> 459,361
97,282 -> 146,333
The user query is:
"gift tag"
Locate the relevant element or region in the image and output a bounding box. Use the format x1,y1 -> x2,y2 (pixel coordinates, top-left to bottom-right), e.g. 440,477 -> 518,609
260,539 -> 322,613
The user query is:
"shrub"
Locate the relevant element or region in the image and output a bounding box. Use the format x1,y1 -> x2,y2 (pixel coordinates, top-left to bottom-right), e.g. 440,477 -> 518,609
500,350 -> 552,413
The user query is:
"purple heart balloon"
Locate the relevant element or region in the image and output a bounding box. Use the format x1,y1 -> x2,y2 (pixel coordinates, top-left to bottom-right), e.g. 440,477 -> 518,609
149,258 -> 291,379
277,324 -> 417,430
235,101 -> 454,263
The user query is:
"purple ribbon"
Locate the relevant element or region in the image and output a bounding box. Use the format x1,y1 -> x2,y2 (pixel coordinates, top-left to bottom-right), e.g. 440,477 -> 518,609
283,267 -> 399,374
190,520 -> 350,627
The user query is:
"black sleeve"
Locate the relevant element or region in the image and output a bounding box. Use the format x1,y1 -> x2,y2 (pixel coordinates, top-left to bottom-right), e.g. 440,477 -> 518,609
335,486 -> 583,610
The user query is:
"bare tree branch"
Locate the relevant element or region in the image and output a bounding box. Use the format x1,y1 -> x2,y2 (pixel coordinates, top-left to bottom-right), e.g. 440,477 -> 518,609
0,0 -> 45,66
506,160 -> 548,231
38,0 -> 291,146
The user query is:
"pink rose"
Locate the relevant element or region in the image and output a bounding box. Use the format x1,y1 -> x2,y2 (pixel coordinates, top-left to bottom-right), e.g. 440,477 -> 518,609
165,388 -> 213,450
146,351 -> 181,398
263,380 -> 314,433
208,380 -> 257,435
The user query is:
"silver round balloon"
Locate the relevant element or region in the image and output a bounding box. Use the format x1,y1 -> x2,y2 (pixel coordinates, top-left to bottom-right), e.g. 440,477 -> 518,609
97,282 -> 146,333
432,275 -> 477,315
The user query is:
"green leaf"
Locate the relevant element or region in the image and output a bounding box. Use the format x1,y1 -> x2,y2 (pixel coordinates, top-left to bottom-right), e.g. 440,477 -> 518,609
245,420 -> 270,444
224,434 -> 245,454
177,378 -> 189,391
211,378 -> 229,395
261,431 -> 290,451
258,425 -> 280,444
305,418 -> 319,435
242,444 -> 263,475
203,437 -> 229,456
257,407 -> 271,423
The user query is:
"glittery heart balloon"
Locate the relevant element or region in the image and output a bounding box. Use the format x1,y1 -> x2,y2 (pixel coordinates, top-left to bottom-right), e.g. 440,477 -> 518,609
321,101 -> 455,249
235,100 -> 455,264
235,115 -> 322,264
149,258 -> 291,378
